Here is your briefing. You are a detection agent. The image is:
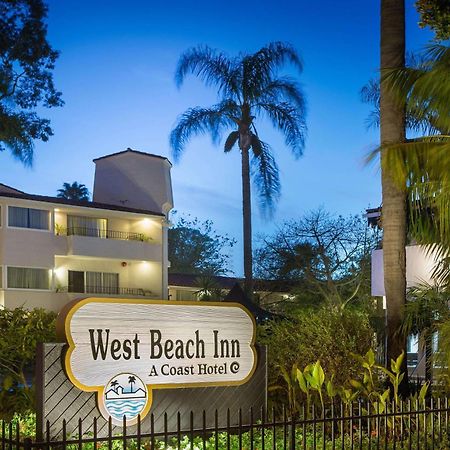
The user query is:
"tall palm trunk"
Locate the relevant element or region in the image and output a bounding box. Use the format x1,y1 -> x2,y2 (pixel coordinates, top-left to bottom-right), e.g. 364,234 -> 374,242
240,140 -> 254,299
380,0 -> 408,386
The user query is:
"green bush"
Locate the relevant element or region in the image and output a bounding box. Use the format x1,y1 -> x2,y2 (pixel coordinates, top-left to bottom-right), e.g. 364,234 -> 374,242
259,306 -> 375,409
0,307 -> 57,419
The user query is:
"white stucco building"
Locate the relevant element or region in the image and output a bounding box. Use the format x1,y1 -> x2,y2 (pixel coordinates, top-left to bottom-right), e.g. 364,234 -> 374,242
0,149 -> 173,312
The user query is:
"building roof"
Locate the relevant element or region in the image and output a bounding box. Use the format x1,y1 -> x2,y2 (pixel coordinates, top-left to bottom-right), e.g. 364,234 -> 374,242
0,183 -> 25,194
93,148 -> 172,165
0,190 -> 165,217
223,284 -> 282,323
168,273 -> 240,290
168,273 -> 291,293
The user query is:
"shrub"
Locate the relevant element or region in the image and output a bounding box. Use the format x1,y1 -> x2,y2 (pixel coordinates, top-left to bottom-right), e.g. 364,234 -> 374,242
0,307 -> 57,419
259,305 -> 375,409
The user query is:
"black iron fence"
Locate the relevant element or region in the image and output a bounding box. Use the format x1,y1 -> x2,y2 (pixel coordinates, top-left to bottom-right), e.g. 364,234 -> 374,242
2,398 -> 450,449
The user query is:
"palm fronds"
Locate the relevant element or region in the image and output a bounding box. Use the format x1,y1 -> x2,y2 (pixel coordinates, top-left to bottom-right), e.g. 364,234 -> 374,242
170,101 -> 239,161
250,137 -> 281,217
224,131 -> 239,152
171,42 -> 307,216
174,45 -> 240,100
256,102 -> 306,158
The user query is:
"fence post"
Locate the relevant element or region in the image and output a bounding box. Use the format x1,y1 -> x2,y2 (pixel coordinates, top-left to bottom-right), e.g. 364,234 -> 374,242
23,438 -> 32,450
290,415 -> 296,450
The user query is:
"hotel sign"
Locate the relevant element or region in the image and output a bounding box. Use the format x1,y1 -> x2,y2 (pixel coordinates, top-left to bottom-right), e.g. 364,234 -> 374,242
57,298 -> 257,425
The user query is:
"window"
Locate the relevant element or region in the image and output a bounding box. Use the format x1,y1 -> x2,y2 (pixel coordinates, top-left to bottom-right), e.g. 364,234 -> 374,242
67,215 -> 107,238
68,270 -> 119,294
8,206 -> 49,230
7,267 -> 50,289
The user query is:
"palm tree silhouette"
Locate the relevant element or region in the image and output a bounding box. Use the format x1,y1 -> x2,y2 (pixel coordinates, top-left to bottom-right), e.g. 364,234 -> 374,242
110,380 -> 119,393
57,181 -> 90,201
170,42 -> 307,299
128,375 -> 136,393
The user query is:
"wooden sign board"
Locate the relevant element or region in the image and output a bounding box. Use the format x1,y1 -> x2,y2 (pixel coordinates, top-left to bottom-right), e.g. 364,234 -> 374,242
57,298 -> 257,426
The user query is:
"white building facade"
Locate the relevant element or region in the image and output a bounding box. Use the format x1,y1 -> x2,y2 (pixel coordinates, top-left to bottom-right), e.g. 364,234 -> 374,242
0,149 -> 173,312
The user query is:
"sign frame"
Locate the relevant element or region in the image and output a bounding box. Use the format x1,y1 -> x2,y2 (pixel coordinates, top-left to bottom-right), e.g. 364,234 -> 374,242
57,297 -> 258,425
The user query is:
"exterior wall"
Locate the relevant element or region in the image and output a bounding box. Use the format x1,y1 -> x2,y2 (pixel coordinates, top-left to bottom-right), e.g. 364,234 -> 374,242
2,290 -> 70,312
128,261 -> 162,295
66,235 -> 161,261
54,257 -> 162,298
0,196 -> 166,312
93,152 -> 173,215
371,245 -> 440,296
0,199 -> 62,267
168,286 -> 200,301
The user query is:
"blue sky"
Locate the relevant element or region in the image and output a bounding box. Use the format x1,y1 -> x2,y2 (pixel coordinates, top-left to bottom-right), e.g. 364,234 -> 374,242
1,0 -> 433,275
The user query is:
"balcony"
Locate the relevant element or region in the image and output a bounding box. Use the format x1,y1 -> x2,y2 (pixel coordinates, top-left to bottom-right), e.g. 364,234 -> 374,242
57,226 -> 152,242
59,285 -> 156,297
58,226 -> 161,261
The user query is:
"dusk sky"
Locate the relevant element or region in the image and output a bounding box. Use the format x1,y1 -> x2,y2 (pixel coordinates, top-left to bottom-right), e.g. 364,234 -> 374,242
1,0 -> 433,275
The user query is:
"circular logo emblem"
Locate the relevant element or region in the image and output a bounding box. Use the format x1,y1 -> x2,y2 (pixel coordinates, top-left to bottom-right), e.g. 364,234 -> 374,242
103,373 -> 148,423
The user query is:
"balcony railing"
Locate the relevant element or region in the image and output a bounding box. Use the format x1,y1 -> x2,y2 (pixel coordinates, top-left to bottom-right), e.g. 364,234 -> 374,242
56,226 -> 151,242
59,286 -> 154,297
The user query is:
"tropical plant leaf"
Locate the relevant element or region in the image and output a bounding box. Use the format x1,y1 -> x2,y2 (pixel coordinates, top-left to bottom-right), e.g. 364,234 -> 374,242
224,131 -> 239,152
251,139 -> 280,217
170,101 -> 238,160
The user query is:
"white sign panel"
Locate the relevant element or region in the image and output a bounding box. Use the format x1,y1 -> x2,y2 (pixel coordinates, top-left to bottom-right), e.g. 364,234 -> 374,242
58,298 -> 257,425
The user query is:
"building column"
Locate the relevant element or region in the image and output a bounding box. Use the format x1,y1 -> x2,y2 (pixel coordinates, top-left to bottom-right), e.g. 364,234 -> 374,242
161,218 -> 170,300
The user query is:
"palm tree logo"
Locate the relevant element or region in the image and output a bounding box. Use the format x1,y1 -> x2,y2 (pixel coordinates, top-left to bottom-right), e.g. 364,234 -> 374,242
128,375 -> 136,393
103,373 -> 149,425
110,379 -> 119,393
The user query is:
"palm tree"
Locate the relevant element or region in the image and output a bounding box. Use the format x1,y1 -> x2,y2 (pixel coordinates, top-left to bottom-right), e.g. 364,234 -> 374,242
57,182 -> 90,201
379,0 -> 408,377
110,380 -> 119,393
378,43 -> 450,285
170,42 -> 307,298
128,375 -> 136,393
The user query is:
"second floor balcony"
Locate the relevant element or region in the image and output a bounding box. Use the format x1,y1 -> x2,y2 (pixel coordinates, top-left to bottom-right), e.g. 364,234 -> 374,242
58,285 -> 155,297
55,226 -> 161,261
56,226 -> 152,242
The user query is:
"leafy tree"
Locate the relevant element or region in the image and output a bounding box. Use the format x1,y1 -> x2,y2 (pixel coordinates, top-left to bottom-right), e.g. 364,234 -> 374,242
416,0 -> 450,40
0,0 -> 63,166
379,0 -> 408,383
254,210 -> 377,310
57,182 -> 90,201
0,307 -> 56,418
170,42 -> 307,298
168,214 -> 236,276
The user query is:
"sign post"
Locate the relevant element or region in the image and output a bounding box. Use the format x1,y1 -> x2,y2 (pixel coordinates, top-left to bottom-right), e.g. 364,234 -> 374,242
57,298 -> 258,426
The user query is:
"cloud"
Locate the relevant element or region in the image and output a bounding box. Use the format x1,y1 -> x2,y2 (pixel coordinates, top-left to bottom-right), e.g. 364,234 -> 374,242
173,182 -> 241,218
